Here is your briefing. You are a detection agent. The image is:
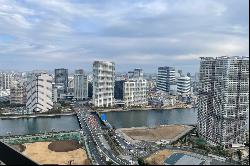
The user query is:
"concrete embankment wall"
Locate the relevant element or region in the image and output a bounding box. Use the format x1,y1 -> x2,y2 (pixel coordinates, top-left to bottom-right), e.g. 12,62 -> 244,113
0,112 -> 76,119
96,106 -> 194,113
0,131 -> 81,145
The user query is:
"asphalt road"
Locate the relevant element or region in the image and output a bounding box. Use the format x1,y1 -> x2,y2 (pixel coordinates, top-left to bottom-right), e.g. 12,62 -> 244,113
76,105 -> 130,165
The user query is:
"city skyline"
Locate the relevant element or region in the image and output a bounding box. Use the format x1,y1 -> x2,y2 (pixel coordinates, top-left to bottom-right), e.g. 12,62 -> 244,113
0,0 -> 249,73
0,0 -> 249,165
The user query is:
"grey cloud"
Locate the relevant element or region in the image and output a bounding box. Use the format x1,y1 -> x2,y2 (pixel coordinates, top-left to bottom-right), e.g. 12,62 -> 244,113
0,0 -> 248,74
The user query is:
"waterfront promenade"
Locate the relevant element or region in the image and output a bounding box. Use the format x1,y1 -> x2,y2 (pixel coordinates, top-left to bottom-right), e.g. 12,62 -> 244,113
0,112 -> 76,119
96,104 -> 193,113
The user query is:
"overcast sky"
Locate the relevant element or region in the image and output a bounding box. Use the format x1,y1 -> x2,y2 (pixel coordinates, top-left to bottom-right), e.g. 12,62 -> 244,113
0,0 -> 249,74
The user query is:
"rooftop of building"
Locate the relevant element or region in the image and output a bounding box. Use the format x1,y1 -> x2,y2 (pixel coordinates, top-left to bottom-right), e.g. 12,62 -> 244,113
200,56 -> 249,60
93,60 -> 115,65
164,153 -> 205,165
177,76 -> 191,80
54,68 -> 68,71
74,69 -> 84,74
31,70 -> 49,74
158,66 -> 175,70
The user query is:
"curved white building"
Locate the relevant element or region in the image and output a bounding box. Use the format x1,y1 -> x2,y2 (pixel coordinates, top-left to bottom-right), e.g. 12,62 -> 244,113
0,88 -> 10,102
26,72 -> 53,113
177,76 -> 191,94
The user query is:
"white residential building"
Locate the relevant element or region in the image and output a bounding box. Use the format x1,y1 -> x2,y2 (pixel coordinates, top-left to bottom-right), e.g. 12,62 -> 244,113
198,56 -> 249,147
93,61 -> 115,107
0,72 -> 13,90
0,88 -> 10,102
26,72 -> 53,113
123,78 -> 147,107
177,76 -> 191,94
10,83 -> 26,105
74,69 -> 88,100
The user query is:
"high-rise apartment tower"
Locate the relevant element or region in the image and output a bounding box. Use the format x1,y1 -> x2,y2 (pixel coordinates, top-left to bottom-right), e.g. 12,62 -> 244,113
93,61 -> 115,107
26,72 -> 53,113
55,68 -> 68,93
74,69 -> 88,100
198,56 -> 249,147
156,66 -> 176,93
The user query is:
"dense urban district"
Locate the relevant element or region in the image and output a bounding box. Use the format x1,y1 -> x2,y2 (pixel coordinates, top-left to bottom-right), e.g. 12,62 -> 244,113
0,56 -> 249,165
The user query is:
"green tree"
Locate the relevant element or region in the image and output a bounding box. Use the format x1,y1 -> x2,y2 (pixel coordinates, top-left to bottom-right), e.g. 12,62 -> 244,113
138,158 -> 147,165
237,150 -> 243,161
106,161 -> 113,165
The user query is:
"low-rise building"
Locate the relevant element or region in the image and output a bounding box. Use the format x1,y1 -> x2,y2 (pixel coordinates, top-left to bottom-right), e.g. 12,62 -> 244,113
148,91 -> 176,107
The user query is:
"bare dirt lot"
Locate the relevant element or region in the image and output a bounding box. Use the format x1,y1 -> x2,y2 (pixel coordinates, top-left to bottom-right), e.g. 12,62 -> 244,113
48,140 -> 82,152
145,149 -> 192,165
121,125 -> 192,142
145,149 -> 173,165
21,141 -> 90,165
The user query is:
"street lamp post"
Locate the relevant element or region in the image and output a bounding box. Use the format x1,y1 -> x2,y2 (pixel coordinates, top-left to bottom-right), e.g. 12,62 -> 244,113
68,160 -> 74,165
51,128 -> 55,137
7,132 -> 11,143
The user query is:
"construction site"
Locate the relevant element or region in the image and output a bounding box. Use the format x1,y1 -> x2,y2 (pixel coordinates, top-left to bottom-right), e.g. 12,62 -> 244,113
14,141 -> 90,165
118,125 -> 194,144
1,131 -> 91,165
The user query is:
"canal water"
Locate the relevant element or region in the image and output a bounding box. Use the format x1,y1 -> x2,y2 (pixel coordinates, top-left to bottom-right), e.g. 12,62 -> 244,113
0,116 -> 80,136
0,108 -> 196,136
0,109 -> 197,136
104,108 -> 197,128
1,108 -> 248,137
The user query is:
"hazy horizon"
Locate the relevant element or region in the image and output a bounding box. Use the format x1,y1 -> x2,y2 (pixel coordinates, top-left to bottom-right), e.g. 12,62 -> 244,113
0,0 -> 249,73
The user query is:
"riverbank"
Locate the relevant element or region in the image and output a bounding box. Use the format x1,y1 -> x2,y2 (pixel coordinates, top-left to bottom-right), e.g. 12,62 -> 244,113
97,104 -> 194,113
0,112 -> 76,120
